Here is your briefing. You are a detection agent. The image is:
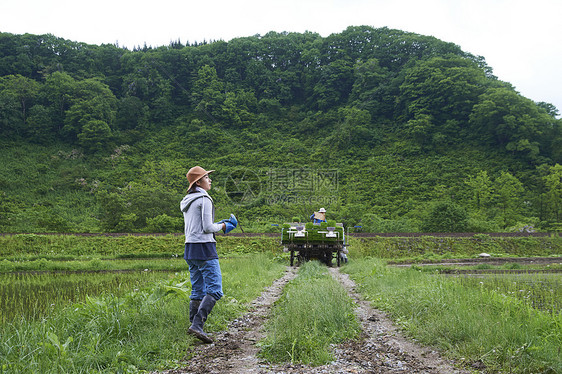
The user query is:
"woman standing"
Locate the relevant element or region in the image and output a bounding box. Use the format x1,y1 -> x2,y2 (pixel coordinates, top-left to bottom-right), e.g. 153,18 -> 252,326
180,166 -> 237,343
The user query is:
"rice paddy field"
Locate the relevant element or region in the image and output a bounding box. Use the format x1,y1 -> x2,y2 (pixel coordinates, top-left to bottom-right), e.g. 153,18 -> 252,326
454,273 -> 562,314
0,233 -> 560,373
0,269 -> 174,322
0,250 -> 285,373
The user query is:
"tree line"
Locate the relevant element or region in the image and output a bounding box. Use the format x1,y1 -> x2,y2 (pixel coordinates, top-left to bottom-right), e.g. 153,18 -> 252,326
0,26 -> 560,233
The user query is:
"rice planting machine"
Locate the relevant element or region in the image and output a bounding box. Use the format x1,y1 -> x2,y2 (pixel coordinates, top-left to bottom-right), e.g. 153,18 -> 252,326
281,220 -> 347,267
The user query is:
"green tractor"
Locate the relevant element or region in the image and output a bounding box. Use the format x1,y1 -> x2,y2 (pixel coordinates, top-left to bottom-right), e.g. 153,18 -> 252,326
281,220 -> 348,267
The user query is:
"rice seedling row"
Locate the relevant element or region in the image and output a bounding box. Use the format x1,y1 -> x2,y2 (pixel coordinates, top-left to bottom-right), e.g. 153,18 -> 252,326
0,270 -> 173,322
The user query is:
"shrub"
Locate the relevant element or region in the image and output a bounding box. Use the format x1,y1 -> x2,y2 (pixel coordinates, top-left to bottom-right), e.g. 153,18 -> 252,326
145,214 -> 183,233
422,201 -> 468,232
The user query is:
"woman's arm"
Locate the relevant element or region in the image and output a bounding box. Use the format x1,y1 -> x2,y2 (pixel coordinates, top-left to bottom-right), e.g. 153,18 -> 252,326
201,198 -> 225,233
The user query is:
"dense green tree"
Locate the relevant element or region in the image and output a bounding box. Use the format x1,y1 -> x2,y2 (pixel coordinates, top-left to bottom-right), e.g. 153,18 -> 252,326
421,200 -> 469,232
537,102 -> 560,118
26,104 -> 56,143
0,83 -> 21,136
62,78 -> 117,140
399,56 -> 488,142
2,74 -> 39,123
493,171 -> 525,228
192,65 -> 225,122
221,89 -> 257,127
77,120 -> 112,153
311,59 -> 354,111
41,71 -> 76,131
116,96 -> 148,130
404,113 -> 434,148
349,58 -> 389,115
90,43 -> 125,93
469,87 -> 555,162
0,74 -> 40,135
543,164 -> 562,222
465,170 -> 493,210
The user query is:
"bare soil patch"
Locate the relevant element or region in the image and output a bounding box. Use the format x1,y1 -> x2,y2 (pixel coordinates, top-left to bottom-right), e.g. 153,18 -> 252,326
156,266 -> 476,374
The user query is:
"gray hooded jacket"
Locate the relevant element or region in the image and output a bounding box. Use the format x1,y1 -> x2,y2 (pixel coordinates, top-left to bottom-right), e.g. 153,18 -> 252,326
180,187 -> 223,243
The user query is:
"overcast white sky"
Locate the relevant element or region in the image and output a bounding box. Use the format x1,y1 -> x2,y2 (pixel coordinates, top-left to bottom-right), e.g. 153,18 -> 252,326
1,0 -> 561,115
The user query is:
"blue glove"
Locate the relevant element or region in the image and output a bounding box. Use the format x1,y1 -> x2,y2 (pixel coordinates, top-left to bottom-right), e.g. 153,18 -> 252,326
227,214 -> 238,227
224,221 -> 235,233
223,214 -> 238,234
215,219 -> 227,225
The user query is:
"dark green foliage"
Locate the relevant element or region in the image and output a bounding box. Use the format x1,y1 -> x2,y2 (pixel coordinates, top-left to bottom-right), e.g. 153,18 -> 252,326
421,201 -> 469,232
97,183 -> 183,232
77,120 -> 112,153
0,27 -> 561,233
145,214 -> 183,233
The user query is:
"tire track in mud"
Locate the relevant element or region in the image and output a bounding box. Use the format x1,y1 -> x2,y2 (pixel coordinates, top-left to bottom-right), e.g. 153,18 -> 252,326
157,266 -> 476,373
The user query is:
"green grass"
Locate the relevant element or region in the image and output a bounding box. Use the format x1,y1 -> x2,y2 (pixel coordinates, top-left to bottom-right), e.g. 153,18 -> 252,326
342,258 -> 562,373
2,233 -> 560,372
259,261 -> 360,366
0,253 -> 285,373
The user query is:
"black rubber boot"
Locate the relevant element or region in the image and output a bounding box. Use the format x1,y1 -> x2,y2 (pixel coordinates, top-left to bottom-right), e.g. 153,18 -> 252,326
188,295 -> 217,344
189,299 -> 201,324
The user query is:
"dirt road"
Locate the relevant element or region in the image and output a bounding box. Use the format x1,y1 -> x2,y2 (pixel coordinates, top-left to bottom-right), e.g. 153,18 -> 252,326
157,266 -> 476,374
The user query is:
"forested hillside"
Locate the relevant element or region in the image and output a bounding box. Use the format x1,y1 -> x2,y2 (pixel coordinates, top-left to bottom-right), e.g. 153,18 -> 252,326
1,26 -> 561,233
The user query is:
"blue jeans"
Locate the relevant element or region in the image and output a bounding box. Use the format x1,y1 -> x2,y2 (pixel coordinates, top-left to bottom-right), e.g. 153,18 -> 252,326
186,258 -> 223,301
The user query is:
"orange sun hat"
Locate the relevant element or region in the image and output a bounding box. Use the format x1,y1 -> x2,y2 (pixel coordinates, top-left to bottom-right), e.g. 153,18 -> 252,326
186,166 -> 215,191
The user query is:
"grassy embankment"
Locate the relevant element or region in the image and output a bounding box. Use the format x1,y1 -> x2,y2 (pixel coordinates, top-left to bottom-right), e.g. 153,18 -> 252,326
349,234 -> 561,260
0,233 -> 281,260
